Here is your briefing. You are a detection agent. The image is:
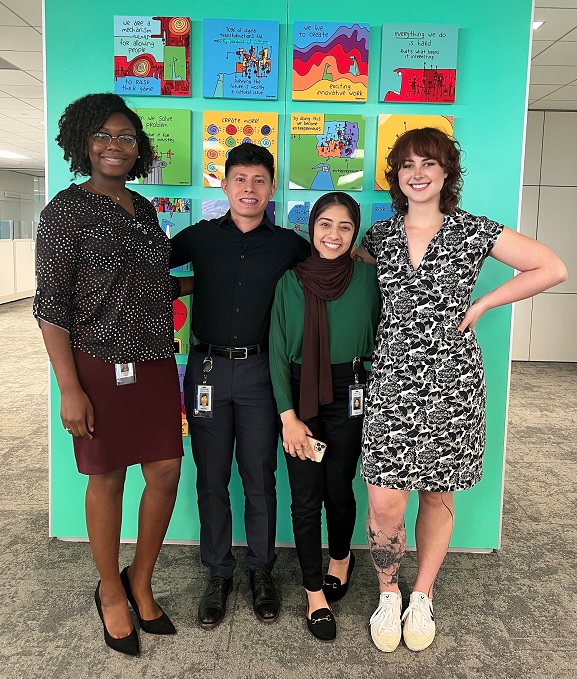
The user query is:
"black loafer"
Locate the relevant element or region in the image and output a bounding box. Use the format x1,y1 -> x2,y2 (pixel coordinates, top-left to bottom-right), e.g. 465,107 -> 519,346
306,606 -> 336,642
198,576 -> 233,630
323,551 -> 356,603
120,566 -> 176,635
249,568 -> 280,622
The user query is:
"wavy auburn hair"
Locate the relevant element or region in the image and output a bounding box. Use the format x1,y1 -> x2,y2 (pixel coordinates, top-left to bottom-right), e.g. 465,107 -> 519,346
385,127 -> 464,215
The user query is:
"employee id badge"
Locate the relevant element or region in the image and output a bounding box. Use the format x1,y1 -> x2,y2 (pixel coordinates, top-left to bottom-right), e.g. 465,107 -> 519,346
115,362 -> 136,386
194,356 -> 214,418
194,384 -> 214,418
348,384 -> 365,417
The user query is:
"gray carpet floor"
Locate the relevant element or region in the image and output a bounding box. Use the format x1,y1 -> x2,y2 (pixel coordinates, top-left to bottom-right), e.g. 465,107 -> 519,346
1,298 -> 576,679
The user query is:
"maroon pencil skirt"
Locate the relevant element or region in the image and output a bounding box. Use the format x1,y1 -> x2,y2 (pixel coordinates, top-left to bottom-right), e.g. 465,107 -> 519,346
72,349 -> 184,475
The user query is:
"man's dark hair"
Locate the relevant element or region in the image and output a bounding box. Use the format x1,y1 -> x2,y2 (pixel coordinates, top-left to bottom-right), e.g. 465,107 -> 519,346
56,93 -> 154,179
224,143 -> 275,183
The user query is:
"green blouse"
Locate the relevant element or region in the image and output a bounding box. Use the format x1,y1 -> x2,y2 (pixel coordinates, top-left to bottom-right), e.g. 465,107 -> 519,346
269,261 -> 381,414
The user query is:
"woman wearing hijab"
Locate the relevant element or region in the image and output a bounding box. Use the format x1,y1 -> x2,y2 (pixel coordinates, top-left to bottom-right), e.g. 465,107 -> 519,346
269,192 -> 380,641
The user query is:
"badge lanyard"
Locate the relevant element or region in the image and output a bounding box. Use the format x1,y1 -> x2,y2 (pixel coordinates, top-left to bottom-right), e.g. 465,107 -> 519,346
115,362 -> 136,386
194,356 -> 214,418
348,356 -> 365,418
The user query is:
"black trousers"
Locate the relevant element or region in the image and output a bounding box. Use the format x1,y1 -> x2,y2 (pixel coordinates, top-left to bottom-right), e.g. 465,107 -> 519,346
184,350 -> 278,578
285,362 -> 365,591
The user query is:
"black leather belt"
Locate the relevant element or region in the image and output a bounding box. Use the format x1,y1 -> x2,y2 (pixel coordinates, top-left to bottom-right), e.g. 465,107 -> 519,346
194,342 -> 267,359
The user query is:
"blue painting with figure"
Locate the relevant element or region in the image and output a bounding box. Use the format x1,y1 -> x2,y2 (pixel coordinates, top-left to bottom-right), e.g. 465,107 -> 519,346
203,18 -> 279,100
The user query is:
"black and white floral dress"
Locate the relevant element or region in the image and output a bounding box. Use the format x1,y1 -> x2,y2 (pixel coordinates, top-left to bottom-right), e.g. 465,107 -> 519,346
361,209 -> 504,492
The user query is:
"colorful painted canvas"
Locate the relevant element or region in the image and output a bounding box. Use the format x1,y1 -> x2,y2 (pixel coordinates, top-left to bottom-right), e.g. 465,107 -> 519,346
375,114 -> 454,191
133,108 -> 191,186
203,111 -> 278,187
380,24 -> 458,103
287,201 -> 313,241
290,113 -> 365,191
202,200 -> 276,223
148,197 -> 191,272
114,16 -> 190,96
292,22 -> 369,101
203,19 -> 279,100
371,202 -> 394,224
173,295 -> 191,355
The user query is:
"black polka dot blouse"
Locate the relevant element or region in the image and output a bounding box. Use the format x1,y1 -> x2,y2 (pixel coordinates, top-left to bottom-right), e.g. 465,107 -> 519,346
33,184 -> 180,363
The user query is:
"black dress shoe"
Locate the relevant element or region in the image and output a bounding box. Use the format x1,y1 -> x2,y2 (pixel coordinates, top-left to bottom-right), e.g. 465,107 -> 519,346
306,606 -> 336,642
94,582 -> 140,656
120,566 -> 176,635
198,576 -> 233,630
323,551 -> 356,603
249,568 -> 280,622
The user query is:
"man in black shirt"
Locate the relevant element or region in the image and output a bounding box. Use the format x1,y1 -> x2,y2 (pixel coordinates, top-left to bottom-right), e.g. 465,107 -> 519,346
170,145 -> 309,630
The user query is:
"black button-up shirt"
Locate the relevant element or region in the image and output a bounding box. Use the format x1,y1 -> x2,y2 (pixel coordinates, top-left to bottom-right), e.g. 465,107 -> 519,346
170,211 -> 310,346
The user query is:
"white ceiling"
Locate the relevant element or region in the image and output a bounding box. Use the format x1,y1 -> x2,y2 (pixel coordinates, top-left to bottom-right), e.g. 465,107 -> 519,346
0,0 -> 576,174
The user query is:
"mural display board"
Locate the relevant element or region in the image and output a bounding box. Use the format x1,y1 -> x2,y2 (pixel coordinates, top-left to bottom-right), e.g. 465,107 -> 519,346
45,0 -> 533,550
114,16 -> 190,96
203,18 -> 279,100
292,21 -> 369,101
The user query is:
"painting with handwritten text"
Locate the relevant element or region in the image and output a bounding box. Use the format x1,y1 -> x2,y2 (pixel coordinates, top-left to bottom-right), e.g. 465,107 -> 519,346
114,16 -> 190,96
287,201 -> 313,241
148,197 -> 191,272
203,19 -> 279,100
292,22 -> 369,101
290,113 -> 365,191
380,24 -> 458,103
132,109 -> 191,185
203,111 -> 278,187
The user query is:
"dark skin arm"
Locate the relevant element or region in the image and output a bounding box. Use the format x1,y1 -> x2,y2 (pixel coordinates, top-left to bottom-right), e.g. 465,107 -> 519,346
177,276 -> 194,296
39,321 -> 94,439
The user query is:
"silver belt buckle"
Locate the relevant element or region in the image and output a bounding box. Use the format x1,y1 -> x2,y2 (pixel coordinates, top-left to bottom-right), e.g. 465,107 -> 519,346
234,346 -> 248,359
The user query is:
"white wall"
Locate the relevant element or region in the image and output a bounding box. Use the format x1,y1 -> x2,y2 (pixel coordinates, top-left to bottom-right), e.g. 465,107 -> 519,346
513,111 -> 577,362
0,170 -> 37,304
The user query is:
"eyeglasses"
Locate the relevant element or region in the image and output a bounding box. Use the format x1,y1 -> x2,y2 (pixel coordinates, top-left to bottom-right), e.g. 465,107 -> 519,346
91,132 -> 138,149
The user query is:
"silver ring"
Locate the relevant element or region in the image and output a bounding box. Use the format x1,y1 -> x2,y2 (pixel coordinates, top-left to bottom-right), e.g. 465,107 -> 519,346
65,427 -> 71,432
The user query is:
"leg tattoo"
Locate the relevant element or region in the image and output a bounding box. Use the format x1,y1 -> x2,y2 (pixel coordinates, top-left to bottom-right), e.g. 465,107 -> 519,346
367,508 -> 406,588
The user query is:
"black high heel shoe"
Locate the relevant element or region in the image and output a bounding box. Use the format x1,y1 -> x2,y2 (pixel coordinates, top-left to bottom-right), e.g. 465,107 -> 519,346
305,596 -> 336,642
94,582 -> 140,656
323,551 -> 355,603
120,566 -> 176,635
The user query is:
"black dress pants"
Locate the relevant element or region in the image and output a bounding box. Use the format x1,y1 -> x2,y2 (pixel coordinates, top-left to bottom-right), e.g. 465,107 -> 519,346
184,349 -> 278,578
285,362 -> 365,591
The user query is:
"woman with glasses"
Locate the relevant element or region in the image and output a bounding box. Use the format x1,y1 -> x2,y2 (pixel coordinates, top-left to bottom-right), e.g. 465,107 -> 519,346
33,93 -> 184,656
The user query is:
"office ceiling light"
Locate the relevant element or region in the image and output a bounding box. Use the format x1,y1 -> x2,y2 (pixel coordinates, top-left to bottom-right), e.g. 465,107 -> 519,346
0,150 -> 30,159
533,21 -> 544,30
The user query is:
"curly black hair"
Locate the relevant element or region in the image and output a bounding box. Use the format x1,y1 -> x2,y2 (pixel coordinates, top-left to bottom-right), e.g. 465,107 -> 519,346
55,93 -> 154,180
385,127 -> 465,215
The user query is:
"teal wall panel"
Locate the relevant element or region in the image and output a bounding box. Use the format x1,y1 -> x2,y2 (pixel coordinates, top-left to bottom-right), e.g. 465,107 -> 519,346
45,0 -> 533,548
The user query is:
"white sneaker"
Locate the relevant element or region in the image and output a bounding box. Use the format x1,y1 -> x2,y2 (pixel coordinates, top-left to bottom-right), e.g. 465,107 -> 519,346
369,591 -> 402,652
402,591 -> 435,651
